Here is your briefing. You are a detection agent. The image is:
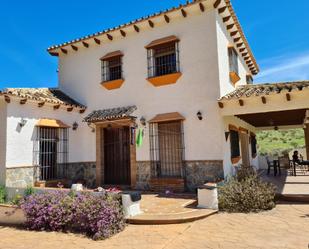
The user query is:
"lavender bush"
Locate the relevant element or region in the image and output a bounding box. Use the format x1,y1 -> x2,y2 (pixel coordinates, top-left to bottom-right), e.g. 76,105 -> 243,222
20,190 -> 125,240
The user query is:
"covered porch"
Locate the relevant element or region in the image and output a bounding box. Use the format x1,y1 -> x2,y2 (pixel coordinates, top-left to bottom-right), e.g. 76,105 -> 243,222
219,81 -> 309,200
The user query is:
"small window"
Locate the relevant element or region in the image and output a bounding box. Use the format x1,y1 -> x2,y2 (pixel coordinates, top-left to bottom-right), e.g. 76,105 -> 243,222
228,47 -> 239,74
230,129 -> 240,159
251,134 -> 257,157
246,75 -> 253,84
101,52 -> 123,82
147,37 -> 180,78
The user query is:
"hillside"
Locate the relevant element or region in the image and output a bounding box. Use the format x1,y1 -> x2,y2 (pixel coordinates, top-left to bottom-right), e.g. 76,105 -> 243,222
256,129 -> 305,156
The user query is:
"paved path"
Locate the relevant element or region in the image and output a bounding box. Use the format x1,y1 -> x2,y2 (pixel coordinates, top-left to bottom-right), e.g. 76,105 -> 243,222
1,204 -> 309,249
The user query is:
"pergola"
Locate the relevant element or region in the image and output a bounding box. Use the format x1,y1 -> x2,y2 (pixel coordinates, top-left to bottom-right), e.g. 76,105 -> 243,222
218,81 -> 309,157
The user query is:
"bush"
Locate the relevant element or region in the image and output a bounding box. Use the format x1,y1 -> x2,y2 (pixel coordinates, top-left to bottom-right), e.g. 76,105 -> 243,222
21,190 -> 125,240
218,175 -> 276,213
0,185 -> 7,203
24,186 -> 36,197
236,165 -> 256,181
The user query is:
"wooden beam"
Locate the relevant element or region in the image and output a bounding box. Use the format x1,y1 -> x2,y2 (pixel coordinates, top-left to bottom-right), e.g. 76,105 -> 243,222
79,109 -> 86,114
213,0 -> 221,8
38,102 -> 45,108
218,6 -> 227,14
107,34 -> 113,40
242,52 -> 248,57
247,63 -> 254,67
261,96 -> 266,104
20,99 -> 27,105
239,99 -> 244,106
218,102 -> 224,108
236,42 -> 244,48
4,95 -> 10,103
120,30 -> 126,37
82,41 -> 89,48
234,37 -> 241,43
164,15 -> 170,23
49,52 -> 59,56
199,3 -> 205,12
94,38 -> 101,44
148,20 -> 154,28
133,25 -> 140,32
71,45 -> 78,51
227,24 -> 235,30
53,104 -> 60,110
223,16 -> 231,22
239,48 -> 246,52
286,93 -> 291,101
244,56 -> 250,60
181,9 -> 187,17
67,107 -> 73,112
230,31 -> 238,37
60,48 -> 67,54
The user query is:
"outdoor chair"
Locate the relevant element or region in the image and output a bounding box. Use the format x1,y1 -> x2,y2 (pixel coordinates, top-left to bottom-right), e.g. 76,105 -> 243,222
292,160 -> 308,176
266,156 -> 280,176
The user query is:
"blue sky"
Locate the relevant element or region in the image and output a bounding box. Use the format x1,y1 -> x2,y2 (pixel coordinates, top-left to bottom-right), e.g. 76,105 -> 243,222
0,0 -> 308,88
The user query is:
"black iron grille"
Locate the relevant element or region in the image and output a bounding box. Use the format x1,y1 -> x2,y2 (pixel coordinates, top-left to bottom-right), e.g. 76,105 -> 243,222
149,120 -> 185,178
147,42 -> 180,78
33,127 -> 68,181
102,56 -> 122,82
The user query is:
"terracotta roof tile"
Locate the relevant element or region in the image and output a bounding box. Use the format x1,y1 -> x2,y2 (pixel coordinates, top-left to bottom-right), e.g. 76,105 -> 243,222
83,105 -> 137,123
0,88 -> 86,109
219,81 -> 309,100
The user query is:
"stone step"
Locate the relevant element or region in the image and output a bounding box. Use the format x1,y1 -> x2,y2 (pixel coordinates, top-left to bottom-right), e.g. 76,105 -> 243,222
127,209 -> 218,225
149,178 -> 185,193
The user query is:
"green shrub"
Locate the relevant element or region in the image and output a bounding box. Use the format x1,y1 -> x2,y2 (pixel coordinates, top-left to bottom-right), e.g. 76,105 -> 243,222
0,185 -> 7,203
11,194 -> 23,206
24,186 -> 36,197
218,175 -> 276,213
236,165 -> 256,181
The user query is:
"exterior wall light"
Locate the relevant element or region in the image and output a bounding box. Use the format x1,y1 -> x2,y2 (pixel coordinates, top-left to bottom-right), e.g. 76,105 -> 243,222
197,111 -> 203,120
72,122 -> 79,131
19,118 -> 27,128
140,116 -> 146,126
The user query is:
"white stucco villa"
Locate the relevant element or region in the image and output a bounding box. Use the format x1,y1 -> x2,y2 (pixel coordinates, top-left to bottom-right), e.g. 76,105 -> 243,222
1,0 -> 309,192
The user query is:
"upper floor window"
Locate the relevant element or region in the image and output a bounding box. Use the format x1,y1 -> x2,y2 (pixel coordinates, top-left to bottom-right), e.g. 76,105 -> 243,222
146,36 -> 180,78
228,47 -> 240,84
228,47 -> 239,74
100,51 -> 123,82
246,74 -> 253,84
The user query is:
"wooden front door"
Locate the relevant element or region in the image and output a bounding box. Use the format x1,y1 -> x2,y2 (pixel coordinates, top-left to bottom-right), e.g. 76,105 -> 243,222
103,126 -> 131,185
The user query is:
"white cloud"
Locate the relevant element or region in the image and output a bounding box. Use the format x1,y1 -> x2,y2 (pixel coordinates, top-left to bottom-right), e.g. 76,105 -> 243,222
255,51 -> 309,83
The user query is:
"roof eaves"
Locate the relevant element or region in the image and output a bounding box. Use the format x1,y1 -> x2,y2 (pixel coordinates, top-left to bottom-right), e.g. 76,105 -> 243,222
47,0 -> 200,52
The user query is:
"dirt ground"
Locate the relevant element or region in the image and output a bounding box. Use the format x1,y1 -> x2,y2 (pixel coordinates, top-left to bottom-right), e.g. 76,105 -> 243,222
1,204 -> 309,249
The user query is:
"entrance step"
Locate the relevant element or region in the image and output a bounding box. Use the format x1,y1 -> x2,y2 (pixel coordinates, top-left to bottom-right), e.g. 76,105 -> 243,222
149,178 -> 185,193
127,209 -> 217,225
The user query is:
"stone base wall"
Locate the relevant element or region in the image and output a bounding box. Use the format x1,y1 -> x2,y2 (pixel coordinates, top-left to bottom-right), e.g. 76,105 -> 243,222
136,161 -> 151,190
185,160 -> 224,192
6,166 -> 35,188
6,162 -> 96,189
136,160 -> 224,192
58,162 -> 96,188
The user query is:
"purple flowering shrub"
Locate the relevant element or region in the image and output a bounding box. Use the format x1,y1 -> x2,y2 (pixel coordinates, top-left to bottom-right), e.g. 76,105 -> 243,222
20,191 -> 125,240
